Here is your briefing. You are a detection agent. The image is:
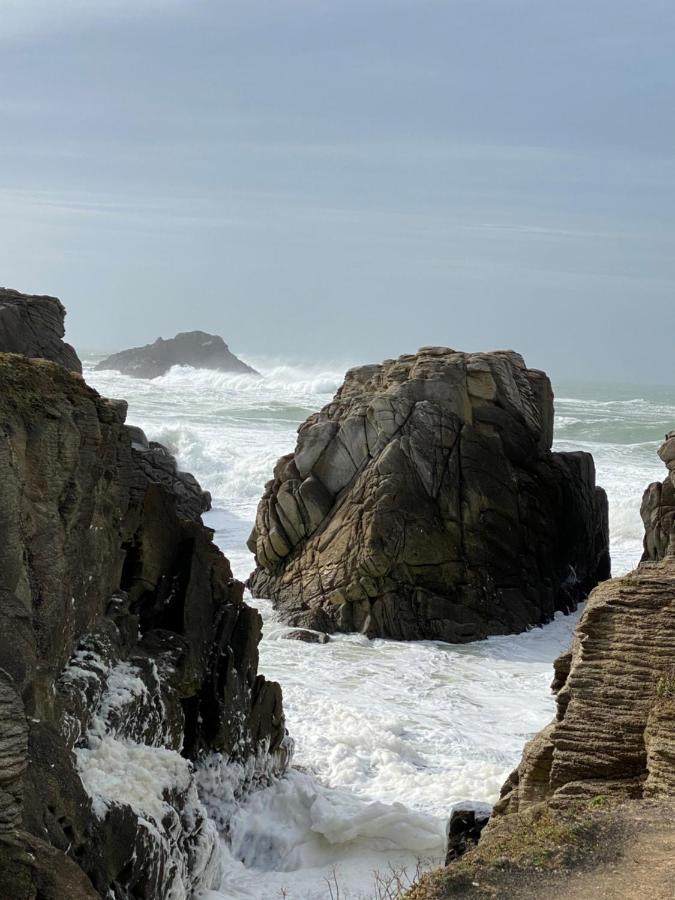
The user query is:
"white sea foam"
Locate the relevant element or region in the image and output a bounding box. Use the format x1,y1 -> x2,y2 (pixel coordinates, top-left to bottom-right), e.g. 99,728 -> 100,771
83,358 -> 674,898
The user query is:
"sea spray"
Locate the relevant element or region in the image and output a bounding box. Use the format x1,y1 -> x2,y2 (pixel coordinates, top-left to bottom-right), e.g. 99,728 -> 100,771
84,358 -> 674,899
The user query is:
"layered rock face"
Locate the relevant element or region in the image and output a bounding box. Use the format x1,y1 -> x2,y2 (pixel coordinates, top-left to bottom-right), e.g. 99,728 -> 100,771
249,348 -> 610,641
0,287 -> 82,373
494,557 -> 675,815
96,330 -> 257,378
0,352 -> 286,897
641,430 -> 675,561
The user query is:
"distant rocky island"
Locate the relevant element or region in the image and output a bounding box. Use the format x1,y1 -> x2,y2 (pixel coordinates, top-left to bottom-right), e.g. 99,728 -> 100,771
96,330 -> 258,378
249,347 -> 610,641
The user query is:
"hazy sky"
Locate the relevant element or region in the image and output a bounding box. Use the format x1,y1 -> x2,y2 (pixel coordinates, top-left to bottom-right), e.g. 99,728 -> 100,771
1,1 -> 674,381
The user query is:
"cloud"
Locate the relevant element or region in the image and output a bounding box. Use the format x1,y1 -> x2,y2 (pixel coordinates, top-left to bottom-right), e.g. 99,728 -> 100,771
0,0 -> 187,41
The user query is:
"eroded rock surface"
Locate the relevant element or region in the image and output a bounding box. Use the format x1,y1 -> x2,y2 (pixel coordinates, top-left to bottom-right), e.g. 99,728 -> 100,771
249,347 -> 610,641
0,287 -> 82,373
641,430 -> 675,561
406,443 -> 675,900
96,330 -> 257,378
0,352 -> 287,898
494,559 -> 675,815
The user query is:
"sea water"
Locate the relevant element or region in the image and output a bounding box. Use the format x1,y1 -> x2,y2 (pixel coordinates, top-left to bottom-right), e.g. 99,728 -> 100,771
85,358 -> 672,899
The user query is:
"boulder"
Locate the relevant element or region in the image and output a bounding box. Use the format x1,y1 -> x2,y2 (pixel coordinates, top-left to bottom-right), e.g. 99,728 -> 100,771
0,287 -> 81,372
96,330 -> 257,378
283,629 -> 331,644
249,348 -> 610,641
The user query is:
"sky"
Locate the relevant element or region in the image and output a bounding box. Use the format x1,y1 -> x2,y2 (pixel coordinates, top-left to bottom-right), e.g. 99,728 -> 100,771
0,1 -> 674,382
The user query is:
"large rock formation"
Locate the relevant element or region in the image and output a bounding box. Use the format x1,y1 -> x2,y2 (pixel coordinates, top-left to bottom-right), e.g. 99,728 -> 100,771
249,347 -> 610,641
96,330 -> 257,378
0,329 -> 287,894
0,287 -> 82,373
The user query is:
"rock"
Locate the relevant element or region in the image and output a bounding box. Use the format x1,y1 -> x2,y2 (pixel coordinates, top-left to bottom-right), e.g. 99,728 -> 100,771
283,629 -> 330,644
249,348 -> 610,641
445,806 -> 491,863
409,444 -> 675,899
641,430 -> 675,561
96,330 -> 258,379
492,560 -> 675,816
0,349 -> 288,897
126,425 -> 211,521
0,287 -> 81,372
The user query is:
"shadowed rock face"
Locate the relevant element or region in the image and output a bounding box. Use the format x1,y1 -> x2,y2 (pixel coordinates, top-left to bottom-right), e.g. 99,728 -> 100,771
0,354 -> 287,897
641,430 -> 675,561
0,287 -> 82,373
96,330 -> 257,378
249,347 -> 610,641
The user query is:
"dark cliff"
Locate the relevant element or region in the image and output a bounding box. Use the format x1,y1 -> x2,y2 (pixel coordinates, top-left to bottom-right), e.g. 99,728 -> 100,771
0,305 -> 287,897
0,287 -> 82,373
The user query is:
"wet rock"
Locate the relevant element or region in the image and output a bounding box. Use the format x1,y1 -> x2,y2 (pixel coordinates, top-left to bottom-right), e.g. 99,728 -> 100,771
284,629 -> 330,644
249,348 -> 610,641
126,425 -> 211,521
0,347 -> 287,897
446,806 -> 491,863
96,330 -> 258,378
0,287 -> 81,372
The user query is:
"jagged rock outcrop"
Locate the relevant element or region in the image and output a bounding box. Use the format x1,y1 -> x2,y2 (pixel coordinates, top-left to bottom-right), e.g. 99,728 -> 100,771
494,559 -> 675,814
0,287 -> 82,373
0,351 -> 287,898
96,330 -> 257,378
641,431 -> 675,561
249,347 -> 610,641
127,424 -> 211,521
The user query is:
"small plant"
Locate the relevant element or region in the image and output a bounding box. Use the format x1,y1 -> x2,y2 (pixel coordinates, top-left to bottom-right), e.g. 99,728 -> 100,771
656,669 -> 675,699
588,795 -> 609,810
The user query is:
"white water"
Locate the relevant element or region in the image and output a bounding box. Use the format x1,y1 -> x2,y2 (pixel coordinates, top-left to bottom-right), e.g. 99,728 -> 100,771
85,358 -> 673,899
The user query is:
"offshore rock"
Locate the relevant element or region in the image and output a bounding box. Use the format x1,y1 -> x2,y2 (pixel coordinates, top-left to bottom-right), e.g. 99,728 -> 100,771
249,348 -> 610,641
0,353 -> 287,898
96,330 -> 258,379
0,287 -> 82,373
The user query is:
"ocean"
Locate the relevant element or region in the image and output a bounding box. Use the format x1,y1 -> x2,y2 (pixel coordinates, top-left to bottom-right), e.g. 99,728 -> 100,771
85,358 -> 672,899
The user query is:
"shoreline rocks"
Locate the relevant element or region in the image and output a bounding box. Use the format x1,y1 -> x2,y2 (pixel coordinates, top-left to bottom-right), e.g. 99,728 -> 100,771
249,347 -> 610,641
0,298 -> 288,897
408,440 -> 675,899
0,287 -> 82,373
96,330 -> 258,379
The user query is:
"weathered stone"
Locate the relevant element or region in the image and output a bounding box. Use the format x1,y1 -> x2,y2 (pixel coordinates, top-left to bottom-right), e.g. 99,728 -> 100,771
0,287 -> 81,372
96,330 -> 257,378
249,348 -> 610,641
283,629 -> 331,644
0,347 -> 287,896
641,430 -> 675,561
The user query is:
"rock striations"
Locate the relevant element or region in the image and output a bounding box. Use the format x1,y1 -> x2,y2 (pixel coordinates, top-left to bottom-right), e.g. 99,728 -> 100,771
407,438 -> 675,900
0,295 -> 287,898
249,347 -> 610,641
96,330 -> 257,379
0,287 -> 82,373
